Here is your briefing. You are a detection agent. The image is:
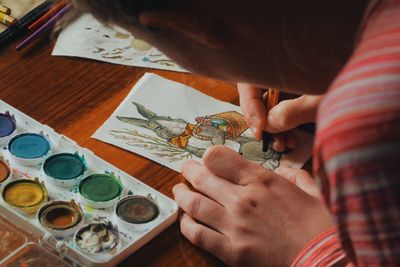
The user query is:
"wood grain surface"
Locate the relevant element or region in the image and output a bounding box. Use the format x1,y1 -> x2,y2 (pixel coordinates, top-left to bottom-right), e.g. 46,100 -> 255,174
0,35 -> 239,266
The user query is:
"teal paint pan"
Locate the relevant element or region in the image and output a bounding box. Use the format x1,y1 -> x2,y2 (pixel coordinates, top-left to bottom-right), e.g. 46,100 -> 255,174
42,153 -> 87,188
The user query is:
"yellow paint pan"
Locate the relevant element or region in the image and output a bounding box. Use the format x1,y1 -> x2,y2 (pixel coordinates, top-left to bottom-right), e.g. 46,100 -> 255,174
2,178 -> 48,215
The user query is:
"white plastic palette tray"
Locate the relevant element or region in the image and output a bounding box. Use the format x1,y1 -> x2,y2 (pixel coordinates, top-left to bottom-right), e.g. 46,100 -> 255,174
0,100 -> 178,267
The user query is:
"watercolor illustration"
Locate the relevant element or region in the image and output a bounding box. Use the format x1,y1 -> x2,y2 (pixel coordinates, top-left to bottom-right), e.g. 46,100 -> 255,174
112,102 -> 282,170
53,14 -> 186,72
93,74 -> 313,173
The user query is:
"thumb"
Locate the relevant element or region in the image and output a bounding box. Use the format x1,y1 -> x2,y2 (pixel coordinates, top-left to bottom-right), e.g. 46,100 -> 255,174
266,95 -> 322,133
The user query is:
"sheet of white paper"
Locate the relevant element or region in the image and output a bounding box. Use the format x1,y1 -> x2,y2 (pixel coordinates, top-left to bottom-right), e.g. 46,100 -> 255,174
93,73 -> 313,173
52,14 -> 186,72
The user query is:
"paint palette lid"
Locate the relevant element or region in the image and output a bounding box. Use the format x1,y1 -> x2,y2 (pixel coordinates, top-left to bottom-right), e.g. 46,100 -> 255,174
0,215 -> 70,267
2,243 -> 71,267
0,219 -> 27,263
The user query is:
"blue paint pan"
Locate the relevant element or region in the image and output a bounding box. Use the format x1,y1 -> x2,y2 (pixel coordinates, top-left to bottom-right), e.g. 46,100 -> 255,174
8,132 -> 51,166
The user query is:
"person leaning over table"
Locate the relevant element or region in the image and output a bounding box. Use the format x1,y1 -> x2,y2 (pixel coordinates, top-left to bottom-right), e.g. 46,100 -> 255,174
70,0 -> 400,266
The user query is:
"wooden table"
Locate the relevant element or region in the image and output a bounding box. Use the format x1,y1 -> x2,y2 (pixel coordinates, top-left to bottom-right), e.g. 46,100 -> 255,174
0,35 -> 237,266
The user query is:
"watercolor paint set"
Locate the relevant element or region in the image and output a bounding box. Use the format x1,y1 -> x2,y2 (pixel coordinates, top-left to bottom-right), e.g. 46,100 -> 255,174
0,99 -> 178,267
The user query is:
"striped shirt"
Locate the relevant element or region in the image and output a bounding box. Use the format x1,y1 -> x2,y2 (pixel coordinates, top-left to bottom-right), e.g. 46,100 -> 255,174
292,0 -> 400,266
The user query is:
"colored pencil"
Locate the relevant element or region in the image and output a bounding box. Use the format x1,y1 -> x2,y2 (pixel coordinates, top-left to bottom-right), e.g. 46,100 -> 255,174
0,0 -> 53,49
28,0 -> 67,30
262,88 -> 280,152
16,3 -> 72,51
0,12 -> 16,26
0,5 -> 11,15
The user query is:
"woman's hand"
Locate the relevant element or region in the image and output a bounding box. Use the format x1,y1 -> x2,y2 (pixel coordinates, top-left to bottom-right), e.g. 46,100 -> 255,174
173,145 -> 334,267
238,83 -> 322,152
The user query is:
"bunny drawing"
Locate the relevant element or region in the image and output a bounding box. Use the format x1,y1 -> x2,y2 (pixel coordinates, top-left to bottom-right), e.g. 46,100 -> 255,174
117,102 -> 281,170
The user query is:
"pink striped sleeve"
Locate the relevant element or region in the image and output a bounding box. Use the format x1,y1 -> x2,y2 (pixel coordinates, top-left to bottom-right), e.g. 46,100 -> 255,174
291,228 -> 353,267
313,0 -> 400,266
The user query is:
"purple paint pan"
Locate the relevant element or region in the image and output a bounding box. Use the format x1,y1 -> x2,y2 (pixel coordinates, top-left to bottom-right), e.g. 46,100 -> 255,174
0,112 -> 17,145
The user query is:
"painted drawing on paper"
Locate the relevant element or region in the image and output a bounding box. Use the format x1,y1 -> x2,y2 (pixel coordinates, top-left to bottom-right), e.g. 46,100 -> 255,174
111,102 -> 282,170
53,14 -> 186,72
93,74 -> 313,173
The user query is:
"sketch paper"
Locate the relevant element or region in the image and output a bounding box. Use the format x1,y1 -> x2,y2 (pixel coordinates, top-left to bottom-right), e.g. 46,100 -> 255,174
52,14 -> 186,72
93,74 -> 313,173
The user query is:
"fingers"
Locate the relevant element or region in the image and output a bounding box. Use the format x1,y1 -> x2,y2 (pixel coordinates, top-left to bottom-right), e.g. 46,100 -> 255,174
238,83 -> 267,140
181,160 -> 238,204
202,145 -> 268,186
173,183 -> 227,231
271,132 -> 298,152
180,214 -> 231,264
285,131 -> 298,149
266,95 -> 322,133
271,134 -> 286,152
239,85 -> 322,141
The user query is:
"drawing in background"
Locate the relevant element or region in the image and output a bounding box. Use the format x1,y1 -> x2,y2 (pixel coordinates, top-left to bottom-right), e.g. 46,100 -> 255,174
52,14 -> 186,72
93,74 -> 313,173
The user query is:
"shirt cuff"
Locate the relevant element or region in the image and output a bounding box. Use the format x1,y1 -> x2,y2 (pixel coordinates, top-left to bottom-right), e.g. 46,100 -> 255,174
291,228 -> 352,267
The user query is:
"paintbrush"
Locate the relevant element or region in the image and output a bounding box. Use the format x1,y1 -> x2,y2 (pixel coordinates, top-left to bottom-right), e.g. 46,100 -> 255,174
262,88 -> 280,152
